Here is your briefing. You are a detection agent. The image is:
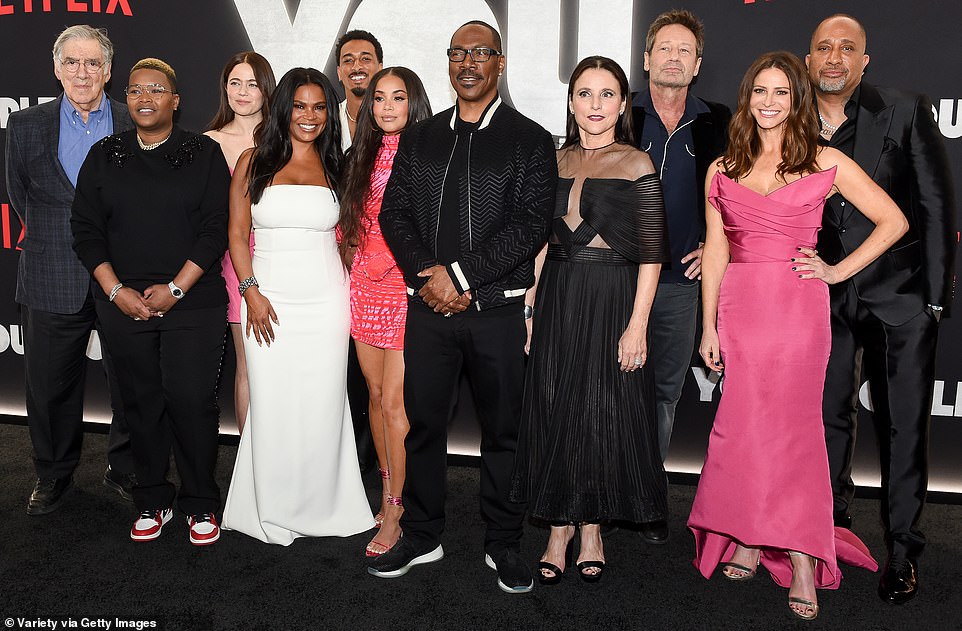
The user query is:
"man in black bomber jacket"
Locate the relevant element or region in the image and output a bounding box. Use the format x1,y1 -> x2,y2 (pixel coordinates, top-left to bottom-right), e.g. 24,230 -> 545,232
371,21 -> 558,593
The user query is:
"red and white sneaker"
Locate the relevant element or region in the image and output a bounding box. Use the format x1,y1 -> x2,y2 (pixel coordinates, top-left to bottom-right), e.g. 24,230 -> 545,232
187,513 -> 220,546
130,508 -> 173,541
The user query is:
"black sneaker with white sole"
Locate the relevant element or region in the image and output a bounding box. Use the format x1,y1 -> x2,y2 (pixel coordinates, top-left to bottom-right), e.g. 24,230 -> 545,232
485,549 -> 534,594
368,537 -> 443,578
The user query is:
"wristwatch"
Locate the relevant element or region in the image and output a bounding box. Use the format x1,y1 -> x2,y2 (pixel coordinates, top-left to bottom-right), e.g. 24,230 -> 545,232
168,281 -> 185,299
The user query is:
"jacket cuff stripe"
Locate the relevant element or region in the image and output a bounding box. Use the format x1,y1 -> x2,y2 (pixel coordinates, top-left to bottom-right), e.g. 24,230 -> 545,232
449,261 -> 470,294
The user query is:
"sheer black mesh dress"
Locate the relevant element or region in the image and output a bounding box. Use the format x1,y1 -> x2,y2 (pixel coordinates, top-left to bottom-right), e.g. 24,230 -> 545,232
510,173 -> 671,523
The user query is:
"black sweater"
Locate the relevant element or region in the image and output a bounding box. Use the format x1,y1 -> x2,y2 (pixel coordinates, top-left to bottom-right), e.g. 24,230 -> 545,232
380,97 -> 558,311
71,127 -> 230,308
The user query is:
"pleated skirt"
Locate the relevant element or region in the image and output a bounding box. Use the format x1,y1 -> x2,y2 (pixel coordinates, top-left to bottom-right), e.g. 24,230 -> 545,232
510,245 -> 667,523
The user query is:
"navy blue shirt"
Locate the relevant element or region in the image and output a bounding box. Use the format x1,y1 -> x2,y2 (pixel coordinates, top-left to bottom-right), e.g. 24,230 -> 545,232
635,90 -> 708,285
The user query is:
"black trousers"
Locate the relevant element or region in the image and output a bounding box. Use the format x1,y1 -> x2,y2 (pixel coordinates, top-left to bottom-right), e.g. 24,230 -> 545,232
21,294 -> 133,479
97,302 -> 225,515
400,306 -> 527,554
823,282 -> 937,559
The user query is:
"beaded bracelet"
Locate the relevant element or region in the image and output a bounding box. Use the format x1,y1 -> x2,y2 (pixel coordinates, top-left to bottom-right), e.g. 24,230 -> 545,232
108,283 -> 124,302
238,276 -> 259,296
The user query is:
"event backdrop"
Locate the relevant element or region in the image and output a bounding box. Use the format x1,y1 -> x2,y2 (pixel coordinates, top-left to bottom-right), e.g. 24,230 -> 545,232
1,0 -> 959,491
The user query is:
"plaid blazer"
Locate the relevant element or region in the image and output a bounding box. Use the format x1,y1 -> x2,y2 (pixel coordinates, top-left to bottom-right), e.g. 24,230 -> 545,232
5,95 -> 132,314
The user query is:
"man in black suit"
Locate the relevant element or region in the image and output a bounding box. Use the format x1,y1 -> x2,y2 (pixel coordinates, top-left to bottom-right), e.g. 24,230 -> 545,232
5,25 -> 135,514
807,14 -> 956,604
630,9 -> 731,544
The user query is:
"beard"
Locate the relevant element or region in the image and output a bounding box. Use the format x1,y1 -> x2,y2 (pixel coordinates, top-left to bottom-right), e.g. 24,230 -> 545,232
817,71 -> 848,93
350,86 -> 367,98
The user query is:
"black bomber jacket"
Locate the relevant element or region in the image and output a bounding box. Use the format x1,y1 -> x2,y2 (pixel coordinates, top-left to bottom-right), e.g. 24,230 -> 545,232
379,96 -> 558,311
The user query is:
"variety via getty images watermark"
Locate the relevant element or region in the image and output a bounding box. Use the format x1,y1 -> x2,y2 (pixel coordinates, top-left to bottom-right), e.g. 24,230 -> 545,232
2,618 -> 162,630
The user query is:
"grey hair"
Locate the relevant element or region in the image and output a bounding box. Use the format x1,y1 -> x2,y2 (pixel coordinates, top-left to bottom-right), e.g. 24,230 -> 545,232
52,25 -> 114,67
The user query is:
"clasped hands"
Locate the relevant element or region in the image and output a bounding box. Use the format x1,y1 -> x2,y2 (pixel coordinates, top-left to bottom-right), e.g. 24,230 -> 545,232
113,284 -> 178,320
417,265 -> 471,315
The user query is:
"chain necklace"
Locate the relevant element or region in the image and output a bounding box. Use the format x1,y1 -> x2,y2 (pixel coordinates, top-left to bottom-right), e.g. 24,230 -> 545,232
346,106 -> 358,123
137,132 -> 171,151
818,113 -> 838,137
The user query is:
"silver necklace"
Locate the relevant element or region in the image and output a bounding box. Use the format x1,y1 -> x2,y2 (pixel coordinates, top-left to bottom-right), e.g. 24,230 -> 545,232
137,132 -> 171,151
818,113 -> 838,136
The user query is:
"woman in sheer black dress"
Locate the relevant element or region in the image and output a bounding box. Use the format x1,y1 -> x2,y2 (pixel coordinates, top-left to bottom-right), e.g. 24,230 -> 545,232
511,56 -> 669,584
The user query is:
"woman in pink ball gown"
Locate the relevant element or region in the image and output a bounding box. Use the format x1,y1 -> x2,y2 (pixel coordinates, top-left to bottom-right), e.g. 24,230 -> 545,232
690,51 -> 907,620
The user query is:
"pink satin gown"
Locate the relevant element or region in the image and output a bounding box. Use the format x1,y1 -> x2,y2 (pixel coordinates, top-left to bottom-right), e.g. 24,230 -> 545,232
688,167 -> 878,589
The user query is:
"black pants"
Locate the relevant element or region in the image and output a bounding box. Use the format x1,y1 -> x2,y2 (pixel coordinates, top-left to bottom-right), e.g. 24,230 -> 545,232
97,302 -> 225,515
823,282 -> 938,559
21,294 -> 133,479
400,306 -> 527,554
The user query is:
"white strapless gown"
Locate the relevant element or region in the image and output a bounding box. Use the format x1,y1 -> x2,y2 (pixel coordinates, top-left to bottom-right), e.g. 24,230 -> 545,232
223,185 -> 374,545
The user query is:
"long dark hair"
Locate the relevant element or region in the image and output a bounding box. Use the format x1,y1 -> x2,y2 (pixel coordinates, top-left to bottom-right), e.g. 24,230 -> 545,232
205,51 -> 276,132
562,56 -> 634,149
247,67 -> 343,205
339,67 -> 432,254
722,51 -> 820,181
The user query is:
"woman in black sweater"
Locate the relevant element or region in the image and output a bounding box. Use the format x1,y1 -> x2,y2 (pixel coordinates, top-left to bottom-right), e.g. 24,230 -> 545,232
71,58 -> 230,546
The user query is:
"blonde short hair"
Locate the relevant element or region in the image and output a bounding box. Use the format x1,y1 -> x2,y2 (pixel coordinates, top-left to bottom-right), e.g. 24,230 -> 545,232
130,57 -> 177,92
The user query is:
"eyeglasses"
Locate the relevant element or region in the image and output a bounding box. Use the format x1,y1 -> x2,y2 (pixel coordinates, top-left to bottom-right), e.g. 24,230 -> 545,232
446,47 -> 501,63
60,58 -> 105,74
124,84 -> 173,97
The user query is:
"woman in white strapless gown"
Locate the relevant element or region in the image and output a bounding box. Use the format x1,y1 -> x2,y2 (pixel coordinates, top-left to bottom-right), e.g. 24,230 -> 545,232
222,68 -> 374,545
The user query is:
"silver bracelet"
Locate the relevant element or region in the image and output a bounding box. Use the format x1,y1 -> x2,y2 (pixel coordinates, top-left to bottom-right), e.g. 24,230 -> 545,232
238,276 -> 259,295
108,283 -> 124,302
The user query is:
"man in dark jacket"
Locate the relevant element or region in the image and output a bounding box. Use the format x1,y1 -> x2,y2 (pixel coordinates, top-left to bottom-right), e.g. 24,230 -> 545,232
5,25 -> 135,515
630,9 -> 731,544
807,14 -> 956,604
370,20 -> 558,594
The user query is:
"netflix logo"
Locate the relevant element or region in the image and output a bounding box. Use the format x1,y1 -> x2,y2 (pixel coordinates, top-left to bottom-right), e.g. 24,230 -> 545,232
0,0 -> 133,16
1,204 -> 24,250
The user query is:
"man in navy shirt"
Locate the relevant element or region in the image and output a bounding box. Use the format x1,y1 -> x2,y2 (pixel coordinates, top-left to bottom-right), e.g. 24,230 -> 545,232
631,10 -> 730,543
5,25 -> 134,515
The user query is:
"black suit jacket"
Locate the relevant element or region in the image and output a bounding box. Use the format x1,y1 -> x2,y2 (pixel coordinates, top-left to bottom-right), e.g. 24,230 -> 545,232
817,83 -> 956,325
5,95 -> 133,314
631,96 -> 731,240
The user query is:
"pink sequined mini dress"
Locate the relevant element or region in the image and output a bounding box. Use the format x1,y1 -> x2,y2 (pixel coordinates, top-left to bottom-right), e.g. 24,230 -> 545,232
349,133 -> 406,350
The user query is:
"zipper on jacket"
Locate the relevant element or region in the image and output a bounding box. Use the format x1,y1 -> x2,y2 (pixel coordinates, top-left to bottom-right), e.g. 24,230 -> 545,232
435,136 -> 459,257
466,132 -> 481,310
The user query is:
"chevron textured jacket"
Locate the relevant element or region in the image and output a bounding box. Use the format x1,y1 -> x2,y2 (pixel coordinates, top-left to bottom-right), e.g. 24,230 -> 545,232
380,97 -> 558,311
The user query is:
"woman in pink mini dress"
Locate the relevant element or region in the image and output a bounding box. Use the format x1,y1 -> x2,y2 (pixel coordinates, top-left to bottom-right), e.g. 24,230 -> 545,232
339,67 -> 432,557
205,52 -> 276,433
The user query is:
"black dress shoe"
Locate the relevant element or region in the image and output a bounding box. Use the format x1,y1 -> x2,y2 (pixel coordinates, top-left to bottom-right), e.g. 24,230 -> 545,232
639,520 -> 669,545
103,466 -> 136,501
26,476 -> 73,515
878,557 -> 919,604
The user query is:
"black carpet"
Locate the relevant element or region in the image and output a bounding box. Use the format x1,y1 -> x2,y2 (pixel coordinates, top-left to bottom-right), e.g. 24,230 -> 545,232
1,423 -> 960,631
